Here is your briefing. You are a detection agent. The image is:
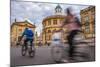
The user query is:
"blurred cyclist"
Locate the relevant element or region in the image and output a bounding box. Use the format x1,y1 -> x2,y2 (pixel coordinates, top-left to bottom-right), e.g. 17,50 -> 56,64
61,7 -> 82,60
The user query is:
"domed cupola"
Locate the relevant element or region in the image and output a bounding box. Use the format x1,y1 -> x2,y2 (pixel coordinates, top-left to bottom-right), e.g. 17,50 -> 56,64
55,4 -> 62,15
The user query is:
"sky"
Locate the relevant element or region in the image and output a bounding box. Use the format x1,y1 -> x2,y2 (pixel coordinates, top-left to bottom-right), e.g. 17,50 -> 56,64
11,1 -> 90,36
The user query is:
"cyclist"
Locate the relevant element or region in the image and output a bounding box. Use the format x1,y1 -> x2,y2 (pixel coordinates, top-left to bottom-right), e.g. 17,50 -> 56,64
61,7 -> 82,60
20,27 -> 34,50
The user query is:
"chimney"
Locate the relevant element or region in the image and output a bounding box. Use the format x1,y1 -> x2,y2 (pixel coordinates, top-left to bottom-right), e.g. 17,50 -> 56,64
15,18 -> 16,22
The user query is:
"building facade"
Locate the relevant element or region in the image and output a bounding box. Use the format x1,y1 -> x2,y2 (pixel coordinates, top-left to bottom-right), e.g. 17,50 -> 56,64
42,5 -> 68,45
80,6 -> 95,39
11,20 -> 36,46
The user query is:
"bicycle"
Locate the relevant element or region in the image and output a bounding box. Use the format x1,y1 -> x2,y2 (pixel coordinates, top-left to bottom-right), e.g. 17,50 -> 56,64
50,31 -> 90,63
71,32 -> 90,62
20,37 -> 35,58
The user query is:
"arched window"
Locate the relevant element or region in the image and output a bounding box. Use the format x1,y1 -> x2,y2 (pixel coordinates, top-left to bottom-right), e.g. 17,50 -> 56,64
49,35 -> 51,40
60,19 -> 64,24
48,20 -> 51,25
84,16 -> 90,33
19,29 -> 22,32
53,19 -> 57,25
48,30 -> 51,33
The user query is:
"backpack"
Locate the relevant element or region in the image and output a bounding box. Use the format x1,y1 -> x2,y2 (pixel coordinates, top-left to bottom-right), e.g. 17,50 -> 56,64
27,30 -> 34,37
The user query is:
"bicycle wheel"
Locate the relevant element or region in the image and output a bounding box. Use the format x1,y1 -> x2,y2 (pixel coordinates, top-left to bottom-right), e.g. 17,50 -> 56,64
72,31 -> 90,62
28,46 -> 35,58
51,45 -> 64,63
21,45 -> 27,56
73,44 -> 90,62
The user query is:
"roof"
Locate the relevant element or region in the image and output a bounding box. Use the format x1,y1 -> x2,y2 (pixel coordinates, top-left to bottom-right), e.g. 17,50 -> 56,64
55,4 -> 62,10
80,6 -> 95,14
11,20 -> 36,28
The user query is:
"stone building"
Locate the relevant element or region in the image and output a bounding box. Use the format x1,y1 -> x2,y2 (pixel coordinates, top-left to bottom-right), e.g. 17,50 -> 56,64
80,6 -> 95,39
42,5 -> 68,45
11,19 -> 36,46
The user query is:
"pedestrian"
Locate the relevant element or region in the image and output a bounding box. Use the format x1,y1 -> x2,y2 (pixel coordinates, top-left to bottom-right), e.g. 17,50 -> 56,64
51,30 -> 63,46
38,42 -> 42,47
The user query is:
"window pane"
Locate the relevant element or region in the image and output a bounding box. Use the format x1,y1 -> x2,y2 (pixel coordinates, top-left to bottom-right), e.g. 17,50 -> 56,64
54,20 -> 57,24
48,20 -> 51,25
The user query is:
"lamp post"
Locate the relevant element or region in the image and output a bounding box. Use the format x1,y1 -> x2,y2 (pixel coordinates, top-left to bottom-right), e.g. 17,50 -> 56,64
15,18 -> 18,46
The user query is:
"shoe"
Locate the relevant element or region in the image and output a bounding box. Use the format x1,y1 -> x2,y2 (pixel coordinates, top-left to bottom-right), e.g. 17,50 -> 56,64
61,59 -> 69,63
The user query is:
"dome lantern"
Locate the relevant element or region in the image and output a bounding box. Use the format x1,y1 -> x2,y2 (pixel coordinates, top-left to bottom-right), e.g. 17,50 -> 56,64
55,4 -> 62,15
